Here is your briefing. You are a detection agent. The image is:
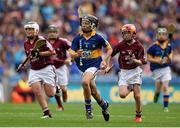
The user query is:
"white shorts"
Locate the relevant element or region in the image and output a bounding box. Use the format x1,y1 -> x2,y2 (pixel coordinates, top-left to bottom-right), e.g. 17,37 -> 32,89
81,67 -> 98,80
118,67 -> 143,86
28,65 -> 56,87
56,65 -> 69,86
152,67 -> 171,82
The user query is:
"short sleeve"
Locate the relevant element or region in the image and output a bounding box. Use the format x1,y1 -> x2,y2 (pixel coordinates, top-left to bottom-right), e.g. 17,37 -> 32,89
147,46 -> 155,56
71,35 -> 80,51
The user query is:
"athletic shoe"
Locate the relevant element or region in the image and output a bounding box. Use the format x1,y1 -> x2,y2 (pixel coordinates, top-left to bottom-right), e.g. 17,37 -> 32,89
134,117 -> 142,123
41,113 -> 52,119
57,106 -> 64,111
102,102 -> 110,121
164,107 -> 169,112
86,110 -> 93,119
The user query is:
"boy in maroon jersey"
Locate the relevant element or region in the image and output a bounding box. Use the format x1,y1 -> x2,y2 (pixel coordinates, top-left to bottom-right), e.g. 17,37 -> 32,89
111,24 -> 147,123
47,25 -> 71,111
20,21 -> 57,118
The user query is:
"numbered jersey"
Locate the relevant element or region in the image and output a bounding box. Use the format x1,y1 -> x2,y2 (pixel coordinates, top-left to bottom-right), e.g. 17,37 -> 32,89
70,31 -> 111,72
112,39 -> 146,69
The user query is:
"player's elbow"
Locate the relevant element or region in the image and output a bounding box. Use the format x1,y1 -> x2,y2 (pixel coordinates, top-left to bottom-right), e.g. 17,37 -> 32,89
68,49 -> 78,58
51,50 -> 56,55
141,59 -> 147,65
107,48 -> 113,55
147,57 -> 152,62
147,55 -> 153,62
69,53 -> 78,59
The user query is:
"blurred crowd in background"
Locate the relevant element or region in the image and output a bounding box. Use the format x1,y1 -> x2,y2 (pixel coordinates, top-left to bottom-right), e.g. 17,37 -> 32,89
0,0 -> 180,82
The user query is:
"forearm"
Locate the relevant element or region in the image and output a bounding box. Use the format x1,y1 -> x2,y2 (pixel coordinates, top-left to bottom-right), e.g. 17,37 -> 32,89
147,54 -> 162,64
147,58 -> 162,64
39,50 -> 56,56
168,52 -> 173,60
104,48 -> 113,65
69,52 -> 80,59
68,49 -> 80,59
133,59 -> 143,66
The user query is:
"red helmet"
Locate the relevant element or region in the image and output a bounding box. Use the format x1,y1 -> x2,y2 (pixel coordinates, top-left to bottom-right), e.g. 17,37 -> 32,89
121,24 -> 136,34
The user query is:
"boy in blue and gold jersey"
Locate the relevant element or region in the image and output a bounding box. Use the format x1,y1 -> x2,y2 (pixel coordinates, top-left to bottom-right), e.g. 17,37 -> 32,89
147,26 -> 173,112
68,14 -> 112,121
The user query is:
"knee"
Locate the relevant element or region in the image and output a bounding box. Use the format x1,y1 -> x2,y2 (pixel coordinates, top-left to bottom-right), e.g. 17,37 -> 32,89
81,80 -> 89,87
32,89 -> 41,97
119,94 -> 126,99
46,91 -> 55,97
45,88 -> 56,97
162,86 -> 168,93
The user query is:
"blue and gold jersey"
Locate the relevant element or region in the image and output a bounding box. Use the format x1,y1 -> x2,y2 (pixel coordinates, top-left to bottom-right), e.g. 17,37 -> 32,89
70,31 -> 111,72
147,41 -> 172,71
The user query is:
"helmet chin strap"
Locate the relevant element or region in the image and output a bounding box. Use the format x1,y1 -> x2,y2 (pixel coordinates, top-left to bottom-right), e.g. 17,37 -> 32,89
126,39 -> 133,43
27,35 -> 38,40
49,37 -> 57,40
158,40 -> 165,44
27,36 -> 35,40
82,29 -> 92,33
123,35 -> 133,42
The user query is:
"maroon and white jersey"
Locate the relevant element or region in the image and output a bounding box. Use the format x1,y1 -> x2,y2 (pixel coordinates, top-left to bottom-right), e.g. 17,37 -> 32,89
51,38 -> 71,68
24,36 -> 54,70
112,39 -> 146,69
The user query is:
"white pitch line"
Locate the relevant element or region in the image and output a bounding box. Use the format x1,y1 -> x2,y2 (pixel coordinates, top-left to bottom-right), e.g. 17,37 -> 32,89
0,112 -> 177,119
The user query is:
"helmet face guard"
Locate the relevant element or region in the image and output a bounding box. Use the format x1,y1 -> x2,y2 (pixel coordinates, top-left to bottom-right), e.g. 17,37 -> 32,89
24,21 -> 39,32
121,24 -> 136,41
80,14 -> 99,29
156,27 -> 168,42
24,21 -> 39,39
47,25 -> 59,39
121,24 -> 136,34
47,25 -> 58,32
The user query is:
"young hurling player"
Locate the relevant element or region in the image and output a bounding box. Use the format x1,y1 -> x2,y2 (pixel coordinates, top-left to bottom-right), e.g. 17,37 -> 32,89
47,25 -> 71,111
21,21 -> 56,118
111,24 -> 147,123
147,26 -> 172,112
68,14 -> 112,121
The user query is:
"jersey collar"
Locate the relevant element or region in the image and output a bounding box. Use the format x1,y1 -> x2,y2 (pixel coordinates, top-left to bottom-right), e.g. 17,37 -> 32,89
155,41 -> 169,49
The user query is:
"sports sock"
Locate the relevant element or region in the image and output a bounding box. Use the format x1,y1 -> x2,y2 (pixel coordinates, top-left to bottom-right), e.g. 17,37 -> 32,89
43,107 -> 50,115
135,111 -> 142,118
163,95 -> 169,108
97,98 -> 107,110
85,99 -> 92,111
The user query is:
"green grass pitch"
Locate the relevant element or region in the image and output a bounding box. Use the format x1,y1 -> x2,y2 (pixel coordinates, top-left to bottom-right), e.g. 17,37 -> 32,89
0,103 -> 180,127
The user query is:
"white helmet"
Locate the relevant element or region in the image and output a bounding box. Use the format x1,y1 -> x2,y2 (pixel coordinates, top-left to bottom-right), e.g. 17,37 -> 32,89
24,21 -> 39,32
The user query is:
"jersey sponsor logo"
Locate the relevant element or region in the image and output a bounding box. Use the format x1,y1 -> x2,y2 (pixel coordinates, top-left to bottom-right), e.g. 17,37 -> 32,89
82,50 -> 91,58
56,48 -> 60,51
